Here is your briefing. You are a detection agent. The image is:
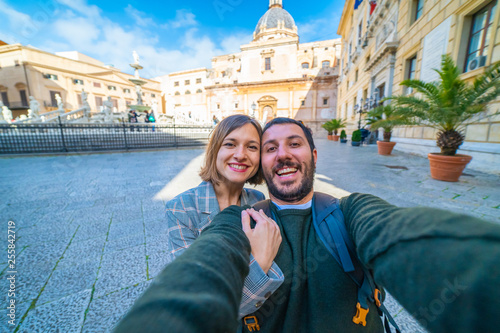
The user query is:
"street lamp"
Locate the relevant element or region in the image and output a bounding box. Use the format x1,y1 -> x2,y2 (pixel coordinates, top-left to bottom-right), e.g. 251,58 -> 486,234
250,102 -> 257,119
353,91 -> 381,130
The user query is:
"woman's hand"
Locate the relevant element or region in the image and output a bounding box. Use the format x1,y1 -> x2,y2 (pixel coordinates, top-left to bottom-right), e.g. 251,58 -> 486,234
241,208 -> 282,274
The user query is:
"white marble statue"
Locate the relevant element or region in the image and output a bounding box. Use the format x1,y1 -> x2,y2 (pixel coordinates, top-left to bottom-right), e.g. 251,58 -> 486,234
135,85 -> 143,105
81,90 -> 91,118
2,105 -> 13,124
28,96 -> 40,118
102,96 -> 114,123
55,94 -> 64,111
133,51 -> 140,65
151,99 -> 158,119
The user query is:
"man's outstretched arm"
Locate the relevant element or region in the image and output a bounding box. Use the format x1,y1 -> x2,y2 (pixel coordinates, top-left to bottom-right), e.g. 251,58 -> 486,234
340,193 -> 500,333
114,205 -> 250,333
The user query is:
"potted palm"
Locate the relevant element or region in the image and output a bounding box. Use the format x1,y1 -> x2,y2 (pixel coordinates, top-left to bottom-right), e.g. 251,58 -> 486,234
390,55 -> 500,181
366,104 -> 410,155
322,119 -> 346,141
321,120 -> 335,140
351,129 -> 361,146
340,130 -> 347,143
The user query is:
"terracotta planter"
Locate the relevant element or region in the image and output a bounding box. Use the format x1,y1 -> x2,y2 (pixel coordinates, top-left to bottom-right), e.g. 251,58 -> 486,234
427,153 -> 472,182
377,141 -> 396,155
332,135 -> 340,141
327,135 -> 333,140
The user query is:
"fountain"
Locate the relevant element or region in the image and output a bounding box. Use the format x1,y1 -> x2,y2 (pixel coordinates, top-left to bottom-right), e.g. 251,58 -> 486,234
128,51 -> 151,113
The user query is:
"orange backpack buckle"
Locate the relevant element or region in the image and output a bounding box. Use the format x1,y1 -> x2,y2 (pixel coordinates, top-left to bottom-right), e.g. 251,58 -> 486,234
353,302 -> 369,326
374,288 -> 382,307
244,315 -> 260,332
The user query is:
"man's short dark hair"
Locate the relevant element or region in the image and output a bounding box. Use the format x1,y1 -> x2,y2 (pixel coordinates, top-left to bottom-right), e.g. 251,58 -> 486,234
262,118 -> 315,152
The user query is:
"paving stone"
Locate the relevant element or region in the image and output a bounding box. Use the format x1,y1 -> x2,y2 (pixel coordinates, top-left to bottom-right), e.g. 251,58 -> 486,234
37,261 -> 99,305
94,245 -> 146,297
104,233 -> 144,254
107,219 -> 144,241
17,289 -> 91,333
82,280 -> 151,333
145,232 -> 170,256
58,237 -> 106,269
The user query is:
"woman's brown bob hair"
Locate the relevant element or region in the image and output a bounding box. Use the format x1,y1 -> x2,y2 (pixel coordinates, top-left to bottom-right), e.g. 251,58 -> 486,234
199,114 -> 264,186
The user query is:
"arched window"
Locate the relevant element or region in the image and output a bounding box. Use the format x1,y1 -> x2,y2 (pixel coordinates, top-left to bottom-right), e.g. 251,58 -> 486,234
322,60 -> 331,68
185,90 -> 191,95
174,91 -> 180,96
301,62 -> 310,69
196,89 -> 203,93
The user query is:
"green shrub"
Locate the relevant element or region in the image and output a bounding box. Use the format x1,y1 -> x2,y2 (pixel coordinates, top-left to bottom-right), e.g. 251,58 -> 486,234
340,130 -> 346,139
351,130 -> 361,142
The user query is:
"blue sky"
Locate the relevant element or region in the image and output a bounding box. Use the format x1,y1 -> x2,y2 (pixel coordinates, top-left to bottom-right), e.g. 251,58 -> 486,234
0,0 -> 343,78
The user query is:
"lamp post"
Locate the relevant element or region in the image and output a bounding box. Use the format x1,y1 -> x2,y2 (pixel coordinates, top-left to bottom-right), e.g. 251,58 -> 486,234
250,102 -> 257,119
353,91 -> 380,130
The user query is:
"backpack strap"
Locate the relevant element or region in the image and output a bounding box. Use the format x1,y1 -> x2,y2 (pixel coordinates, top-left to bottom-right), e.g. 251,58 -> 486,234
312,192 -> 401,333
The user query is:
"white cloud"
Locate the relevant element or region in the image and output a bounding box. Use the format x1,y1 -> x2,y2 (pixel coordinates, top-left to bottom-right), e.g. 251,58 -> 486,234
297,10 -> 342,43
162,9 -> 197,29
125,5 -> 155,27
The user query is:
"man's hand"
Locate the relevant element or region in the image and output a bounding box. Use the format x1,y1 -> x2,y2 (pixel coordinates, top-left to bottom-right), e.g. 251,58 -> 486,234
241,208 -> 282,274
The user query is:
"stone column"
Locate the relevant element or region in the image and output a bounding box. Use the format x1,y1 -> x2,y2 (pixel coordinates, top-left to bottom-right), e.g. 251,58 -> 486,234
312,89 -> 317,121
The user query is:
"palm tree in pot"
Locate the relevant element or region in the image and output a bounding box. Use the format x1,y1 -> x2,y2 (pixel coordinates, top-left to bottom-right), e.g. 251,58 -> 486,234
322,119 -> 346,141
366,104 -> 410,155
389,55 -> 500,181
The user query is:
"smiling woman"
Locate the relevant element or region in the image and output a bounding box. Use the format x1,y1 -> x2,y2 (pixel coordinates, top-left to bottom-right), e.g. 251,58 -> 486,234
164,114 -> 284,318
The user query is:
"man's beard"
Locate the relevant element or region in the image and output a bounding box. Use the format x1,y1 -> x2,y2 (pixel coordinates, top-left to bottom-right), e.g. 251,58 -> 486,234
264,157 -> 315,203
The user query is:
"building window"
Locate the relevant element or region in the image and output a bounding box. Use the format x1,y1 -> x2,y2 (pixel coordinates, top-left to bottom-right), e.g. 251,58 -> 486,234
196,78 -> 202,84
151,93 -> 156,98
44,74 -> 58,80
1,92 -> 9,107
95,96 -> 103,107
322,60 -> 330,68
174,91 -> 180,96
123,88 -> 131,93
302,74 -> 308,79
111,99 -> 118,109
358,22 -> 363,44
185,90 -> 191,95
50,91 -> 59,107
235,103 -> 239,109
174,81 -> 179,86
222,71 -> 226,77
301,100 -> 305,106
411,0 -> 425,24
185,80 -> 190,85
265,57 -> 271,71
233,80 -> 238,84
355,70 -> 359,82
14,60 -> 20,66
346,80 -> 350,90
366,55 -> 371,64
217,103 -> 220,109
73,79 -> 84,85
126,100 -> 132,105
465,1 -> 497,72
108,86 -> 116,91
323,98 -> 329,106
302,62 -> 310,69
19,90 -> 28,106
196,89 -> 203,93
93,82 -> 101,88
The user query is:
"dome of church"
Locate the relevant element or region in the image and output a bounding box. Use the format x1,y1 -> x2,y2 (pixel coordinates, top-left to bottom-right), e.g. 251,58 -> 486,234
254,7 -> 297,36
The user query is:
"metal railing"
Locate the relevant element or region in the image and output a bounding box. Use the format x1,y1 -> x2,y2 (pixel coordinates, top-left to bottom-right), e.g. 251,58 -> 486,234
0,117 -> 212,154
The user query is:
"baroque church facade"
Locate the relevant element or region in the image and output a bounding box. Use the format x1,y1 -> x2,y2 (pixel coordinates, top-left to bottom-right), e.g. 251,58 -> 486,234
157,0 -> 341,132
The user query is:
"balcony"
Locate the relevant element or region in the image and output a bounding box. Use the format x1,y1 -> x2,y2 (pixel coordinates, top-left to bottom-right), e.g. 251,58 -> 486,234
6,101 -> 29,109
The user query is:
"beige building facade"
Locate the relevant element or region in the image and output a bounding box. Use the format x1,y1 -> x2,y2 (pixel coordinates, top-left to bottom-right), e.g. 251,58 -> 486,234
337,0 -> 500,173
0,43 -> 162,119
157,0 -> 341,133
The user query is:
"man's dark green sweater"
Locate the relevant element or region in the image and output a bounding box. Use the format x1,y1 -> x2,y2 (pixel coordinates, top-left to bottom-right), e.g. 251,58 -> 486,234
248,203 -> 383,332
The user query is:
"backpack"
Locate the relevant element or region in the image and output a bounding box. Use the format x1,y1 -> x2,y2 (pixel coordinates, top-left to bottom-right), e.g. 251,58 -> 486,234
249,193 -> 401,333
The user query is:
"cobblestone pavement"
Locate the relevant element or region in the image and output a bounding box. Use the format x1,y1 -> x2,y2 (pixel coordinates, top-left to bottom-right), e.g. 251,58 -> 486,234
0,139 -> 498,332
